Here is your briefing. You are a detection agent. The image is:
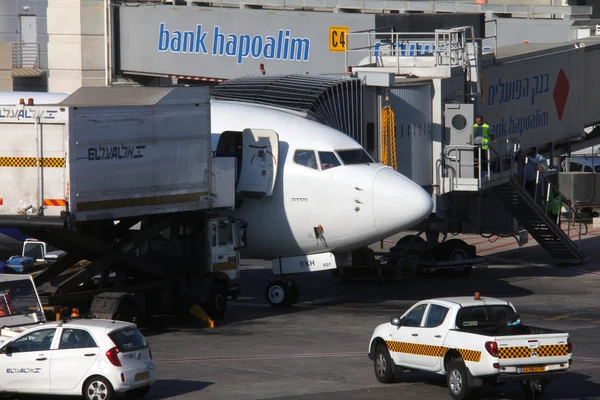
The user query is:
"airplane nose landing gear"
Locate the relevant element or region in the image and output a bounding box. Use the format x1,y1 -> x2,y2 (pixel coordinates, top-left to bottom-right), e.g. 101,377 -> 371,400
265,278 -> 299,307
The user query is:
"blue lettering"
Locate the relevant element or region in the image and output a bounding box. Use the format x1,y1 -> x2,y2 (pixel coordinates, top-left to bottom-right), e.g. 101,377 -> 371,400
171,30 -> 182,53
290,37 -> 310,61
158,22 -> 169,52
485,72 -> 553,107
264,36 -> 275,59
213,26 -> 225,56
276,29 -> 284,60
156,24 -> 312,64
237,34 -> 251,65
183,31 -> 194,53
225,34 -> 237,56
195,25 -> 208,54
251,36 -> 262,59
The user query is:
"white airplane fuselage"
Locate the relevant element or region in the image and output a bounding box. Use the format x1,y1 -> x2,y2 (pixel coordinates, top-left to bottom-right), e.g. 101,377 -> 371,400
210,100 -> 433,260
0,92 -> 433,263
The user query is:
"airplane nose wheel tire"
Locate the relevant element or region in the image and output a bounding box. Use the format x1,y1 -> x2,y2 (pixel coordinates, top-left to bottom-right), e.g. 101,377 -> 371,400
266,280 -> 299,307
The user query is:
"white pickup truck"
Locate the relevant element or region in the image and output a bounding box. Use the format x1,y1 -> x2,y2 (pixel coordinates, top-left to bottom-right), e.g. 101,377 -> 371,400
368,293 -> 572,400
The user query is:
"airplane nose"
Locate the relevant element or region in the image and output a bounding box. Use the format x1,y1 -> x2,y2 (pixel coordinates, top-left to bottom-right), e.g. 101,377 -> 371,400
372,167 -> 433,238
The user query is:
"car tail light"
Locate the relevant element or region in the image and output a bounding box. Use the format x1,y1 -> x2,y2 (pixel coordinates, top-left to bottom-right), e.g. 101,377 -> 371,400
106,347 -> 122,367
485,341 -> 498,357
567,338 -> 572,353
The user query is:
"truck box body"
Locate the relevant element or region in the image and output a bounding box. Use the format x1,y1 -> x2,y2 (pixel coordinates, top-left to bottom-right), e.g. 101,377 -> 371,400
0,86 -> 232,222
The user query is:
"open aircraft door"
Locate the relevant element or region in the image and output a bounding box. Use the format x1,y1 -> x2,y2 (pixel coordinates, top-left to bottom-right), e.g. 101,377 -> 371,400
237,129 -> 279,197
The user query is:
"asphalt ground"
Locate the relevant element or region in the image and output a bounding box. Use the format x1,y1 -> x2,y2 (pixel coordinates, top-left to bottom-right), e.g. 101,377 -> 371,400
135,229 -> 600,400
7,228 -> 600,400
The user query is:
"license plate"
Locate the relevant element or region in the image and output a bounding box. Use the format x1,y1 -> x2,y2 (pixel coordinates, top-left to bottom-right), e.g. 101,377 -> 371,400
135,371 -> 149,381
519,366 -> 546,373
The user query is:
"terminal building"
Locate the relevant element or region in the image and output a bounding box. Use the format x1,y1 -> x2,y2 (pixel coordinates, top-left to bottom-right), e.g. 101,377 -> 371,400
2,0 -> 600,268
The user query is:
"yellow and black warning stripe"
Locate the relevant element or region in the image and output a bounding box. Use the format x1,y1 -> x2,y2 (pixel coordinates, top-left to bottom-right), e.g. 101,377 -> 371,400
0,157 -> 65,168
385,340 -> 482,363
76,191 -> 209,212
497,344 -> 569,359
213,261 -> 237,272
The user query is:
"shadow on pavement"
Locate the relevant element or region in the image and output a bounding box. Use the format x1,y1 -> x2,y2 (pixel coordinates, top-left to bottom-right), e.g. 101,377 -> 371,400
145,379 -> 214,399
390,369 -> 600,400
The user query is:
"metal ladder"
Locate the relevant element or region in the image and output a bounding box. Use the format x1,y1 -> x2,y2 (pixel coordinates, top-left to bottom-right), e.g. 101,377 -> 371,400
491,155 -> 588,264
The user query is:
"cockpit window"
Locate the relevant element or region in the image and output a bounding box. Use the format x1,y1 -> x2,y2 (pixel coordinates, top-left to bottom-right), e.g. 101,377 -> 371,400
336,149 -> 374,165
318,152 -> 341,170
294,150 -> 318,170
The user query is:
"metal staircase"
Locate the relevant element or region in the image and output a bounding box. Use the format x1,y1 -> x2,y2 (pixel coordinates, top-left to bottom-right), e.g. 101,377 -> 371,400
440,136 -> 588,264
492,172 -> 587,264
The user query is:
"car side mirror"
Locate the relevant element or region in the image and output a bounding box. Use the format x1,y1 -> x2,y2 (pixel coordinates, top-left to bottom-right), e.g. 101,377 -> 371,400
390,316 -> 402,327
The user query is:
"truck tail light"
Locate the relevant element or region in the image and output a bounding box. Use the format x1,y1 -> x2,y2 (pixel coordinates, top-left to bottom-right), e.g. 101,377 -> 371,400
567,338 -> 572,353
106,347 -> 122,367
485,341 -> 498,357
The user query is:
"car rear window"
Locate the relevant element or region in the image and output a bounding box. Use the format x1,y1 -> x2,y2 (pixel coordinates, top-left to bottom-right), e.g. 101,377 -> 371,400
456,305 -> 516,329
108,327 -> 148,352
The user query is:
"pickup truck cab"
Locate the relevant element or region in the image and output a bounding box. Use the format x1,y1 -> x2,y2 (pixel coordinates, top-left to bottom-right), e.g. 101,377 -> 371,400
368,293 -> 572,399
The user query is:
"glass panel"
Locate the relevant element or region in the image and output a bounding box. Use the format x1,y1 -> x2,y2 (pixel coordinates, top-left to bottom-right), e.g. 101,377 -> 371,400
318,151 -> 341,170
294,150 -> 318,169
336,149 -> 374,165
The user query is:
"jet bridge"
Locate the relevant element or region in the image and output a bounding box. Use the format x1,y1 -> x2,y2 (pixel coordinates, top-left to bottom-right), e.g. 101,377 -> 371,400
345,25 -> 600,264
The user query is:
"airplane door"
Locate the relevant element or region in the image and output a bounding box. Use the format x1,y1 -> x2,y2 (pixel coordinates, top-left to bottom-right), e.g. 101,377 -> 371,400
237,129 -> 279,197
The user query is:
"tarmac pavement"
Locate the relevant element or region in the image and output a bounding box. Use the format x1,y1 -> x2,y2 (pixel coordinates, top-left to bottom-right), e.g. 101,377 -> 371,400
139,229 -> 600,400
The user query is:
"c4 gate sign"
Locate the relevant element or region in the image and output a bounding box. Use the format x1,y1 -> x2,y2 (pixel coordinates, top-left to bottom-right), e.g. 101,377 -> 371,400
329,26 -> 348,52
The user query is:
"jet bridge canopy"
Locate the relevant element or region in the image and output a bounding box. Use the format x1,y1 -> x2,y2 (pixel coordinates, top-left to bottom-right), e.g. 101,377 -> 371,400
211,74 -> 363,145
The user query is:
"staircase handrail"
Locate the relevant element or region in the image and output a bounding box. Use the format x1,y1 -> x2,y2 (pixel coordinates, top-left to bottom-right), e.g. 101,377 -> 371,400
511,138 -> 588,241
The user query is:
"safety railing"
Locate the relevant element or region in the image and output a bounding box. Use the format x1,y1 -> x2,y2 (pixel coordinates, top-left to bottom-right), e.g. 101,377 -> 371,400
344,25 -> 478,76
442,136 -> 520,190
514,141 -> 588,245
441,136 -> 588,246
12,42 -> 40,69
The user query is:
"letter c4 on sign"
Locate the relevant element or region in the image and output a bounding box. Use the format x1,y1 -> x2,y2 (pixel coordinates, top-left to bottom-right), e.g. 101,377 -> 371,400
329,26 -> 348,52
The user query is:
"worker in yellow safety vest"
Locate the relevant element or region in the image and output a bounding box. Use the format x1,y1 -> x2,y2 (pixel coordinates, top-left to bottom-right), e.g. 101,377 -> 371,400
473,115 -> 494,174
547,187 -> 562,228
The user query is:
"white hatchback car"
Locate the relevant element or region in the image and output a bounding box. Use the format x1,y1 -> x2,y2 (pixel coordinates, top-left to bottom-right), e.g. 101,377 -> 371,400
0,318 -> 156,399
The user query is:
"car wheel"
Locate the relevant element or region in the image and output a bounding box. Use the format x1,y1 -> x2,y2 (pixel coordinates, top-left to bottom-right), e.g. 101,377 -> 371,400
126,385 -> 152,398
83,375 -> 114,400
446,361 -> 473,400
521,379 -> 546,398
373,343 -> 395,383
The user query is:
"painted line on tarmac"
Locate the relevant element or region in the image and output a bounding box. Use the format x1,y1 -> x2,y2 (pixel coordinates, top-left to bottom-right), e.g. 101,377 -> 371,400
154,352 -> 368,364
574,357 -> 600,363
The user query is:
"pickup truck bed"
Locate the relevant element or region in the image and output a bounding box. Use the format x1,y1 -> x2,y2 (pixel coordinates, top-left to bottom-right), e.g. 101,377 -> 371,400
453,324 -> 564,337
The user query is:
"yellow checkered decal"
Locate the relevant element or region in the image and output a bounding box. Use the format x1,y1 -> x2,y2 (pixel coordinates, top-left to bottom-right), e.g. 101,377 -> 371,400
457,349 -> 482,363
76,192 -> 209,212
0,157 -> 65,168
385,341 -> 482,362
498,344 -> 569,359
213,261 -> 237,272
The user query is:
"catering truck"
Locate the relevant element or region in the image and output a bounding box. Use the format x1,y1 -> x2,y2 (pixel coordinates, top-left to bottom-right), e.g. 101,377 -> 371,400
0,86 -> 247,325
368,293 -> 572,399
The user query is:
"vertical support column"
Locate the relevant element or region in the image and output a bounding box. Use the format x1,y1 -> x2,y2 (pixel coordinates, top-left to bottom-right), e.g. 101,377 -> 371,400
48,0 -> 106,93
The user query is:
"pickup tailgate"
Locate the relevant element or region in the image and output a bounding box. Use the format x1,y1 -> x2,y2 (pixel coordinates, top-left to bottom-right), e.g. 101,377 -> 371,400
497,333 -> 571,368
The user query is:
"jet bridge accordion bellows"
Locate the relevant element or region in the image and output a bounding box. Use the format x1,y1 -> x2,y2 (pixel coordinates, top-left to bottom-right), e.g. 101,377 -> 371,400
211,74 -> 363,145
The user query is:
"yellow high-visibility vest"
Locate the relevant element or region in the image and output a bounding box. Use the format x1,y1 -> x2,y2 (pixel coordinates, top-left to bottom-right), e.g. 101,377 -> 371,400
474,123 -> 490,151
